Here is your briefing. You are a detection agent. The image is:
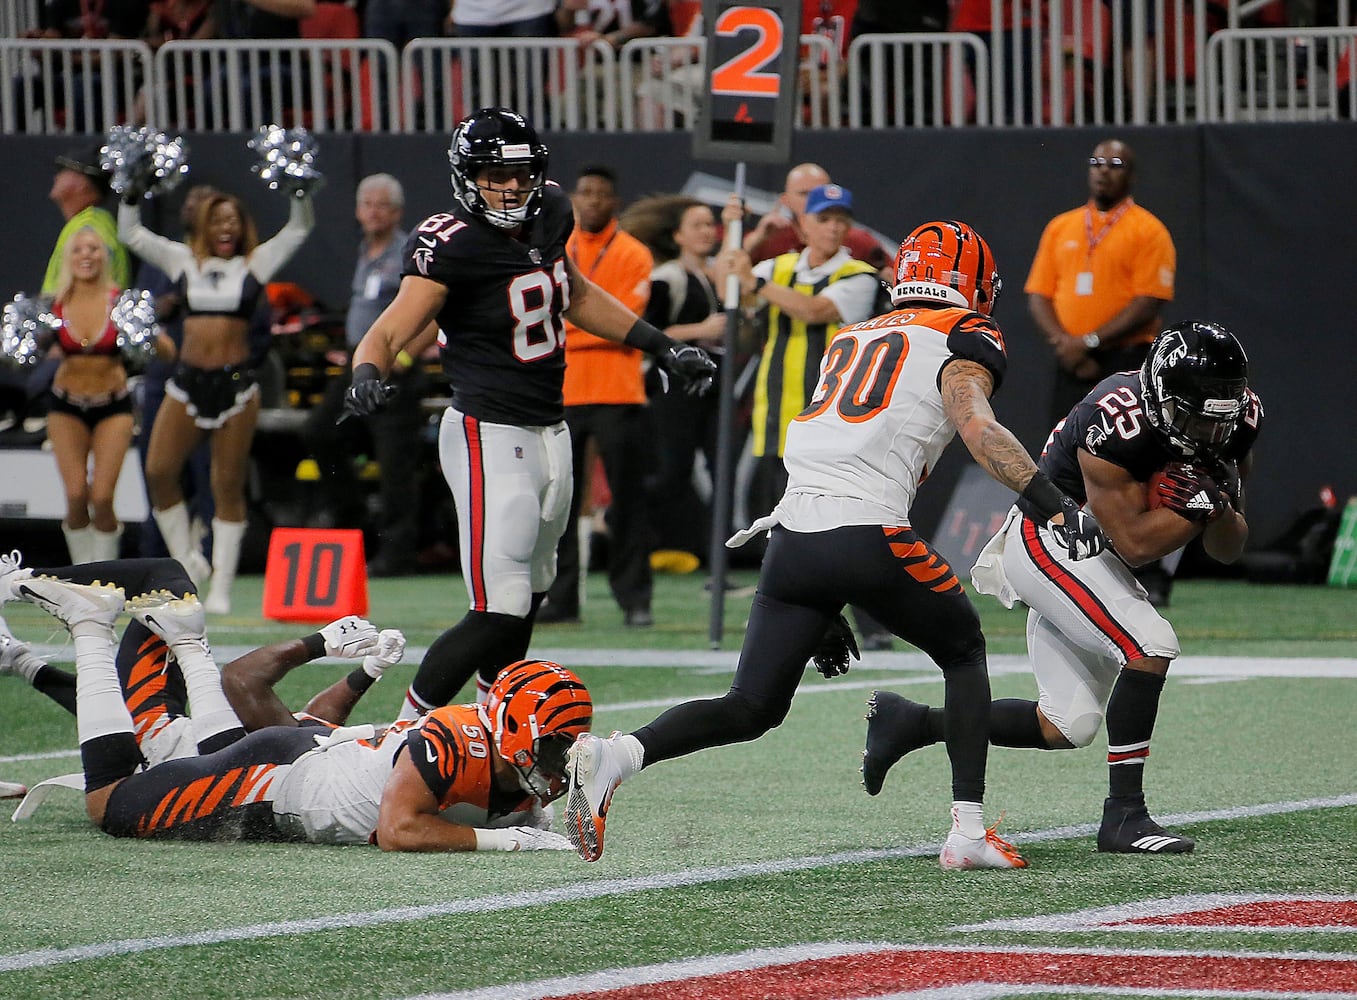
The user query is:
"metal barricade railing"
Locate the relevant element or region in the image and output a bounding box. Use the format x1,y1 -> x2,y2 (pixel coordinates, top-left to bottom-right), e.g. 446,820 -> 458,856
403,37 -> 616,133
621,34 -> 841,131
847,33 -> 989,127
1,1 -> 40,40
619,37 -> 703,131
1207,25 -> 1357,121
0,39 -> 152,135
154,38 -> 402,133
962,0 -> 1211,127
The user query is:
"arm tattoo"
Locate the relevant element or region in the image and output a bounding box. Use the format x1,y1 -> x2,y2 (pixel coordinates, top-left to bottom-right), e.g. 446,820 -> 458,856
941,360 -> 1039,494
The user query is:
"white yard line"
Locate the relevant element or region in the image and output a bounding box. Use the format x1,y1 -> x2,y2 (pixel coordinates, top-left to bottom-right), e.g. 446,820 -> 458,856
3,654 -> 1354,764
1,793 -> 1354,974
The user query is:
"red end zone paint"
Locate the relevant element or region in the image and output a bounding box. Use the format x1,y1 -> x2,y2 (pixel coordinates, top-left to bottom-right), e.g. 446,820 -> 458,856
547,947 -> 1357,1000
1126,899 -> 1357,928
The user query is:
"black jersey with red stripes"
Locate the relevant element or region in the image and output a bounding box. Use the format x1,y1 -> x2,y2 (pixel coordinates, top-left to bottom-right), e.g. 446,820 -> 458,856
402,184 -> 575,427
1035,371 -> 1263,504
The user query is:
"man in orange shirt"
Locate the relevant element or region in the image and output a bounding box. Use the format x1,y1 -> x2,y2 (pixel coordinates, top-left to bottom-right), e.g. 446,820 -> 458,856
1026,138 -> 1176,427
538,165 -> 657,628
1026,138 -> 1178,604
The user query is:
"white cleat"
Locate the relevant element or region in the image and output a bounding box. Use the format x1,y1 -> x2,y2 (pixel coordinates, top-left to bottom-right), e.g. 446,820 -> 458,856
563,732 -> 628,863
0,616 -> 32,677
126,590 -> 207,645
0,780 -> 28,800
939,825 -> 1029,870
0,550 -> 34,604
16,577 -> 124,628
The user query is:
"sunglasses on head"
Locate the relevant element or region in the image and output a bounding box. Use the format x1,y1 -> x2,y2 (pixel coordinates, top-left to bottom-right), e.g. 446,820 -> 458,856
1088,156 -> 1127,169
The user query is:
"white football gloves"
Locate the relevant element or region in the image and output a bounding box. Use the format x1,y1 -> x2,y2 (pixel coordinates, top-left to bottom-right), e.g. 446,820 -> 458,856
319,616 -> 380,658
360,628 -> 406,680
473,826 -> 573,852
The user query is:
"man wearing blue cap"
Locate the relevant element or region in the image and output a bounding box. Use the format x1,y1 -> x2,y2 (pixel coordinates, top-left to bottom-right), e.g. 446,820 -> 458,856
717,180 -> 881,548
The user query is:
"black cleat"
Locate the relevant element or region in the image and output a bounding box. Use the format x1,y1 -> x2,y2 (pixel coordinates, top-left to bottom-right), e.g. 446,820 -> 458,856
1096,796 -> 1195,854
861,690 -> 932,796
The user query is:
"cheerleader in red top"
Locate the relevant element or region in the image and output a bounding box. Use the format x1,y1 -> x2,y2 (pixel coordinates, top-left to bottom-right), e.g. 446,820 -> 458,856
47,227 -> 174,562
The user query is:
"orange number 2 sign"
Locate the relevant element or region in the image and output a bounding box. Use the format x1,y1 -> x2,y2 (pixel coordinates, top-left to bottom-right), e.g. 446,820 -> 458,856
710,6 -> 784,98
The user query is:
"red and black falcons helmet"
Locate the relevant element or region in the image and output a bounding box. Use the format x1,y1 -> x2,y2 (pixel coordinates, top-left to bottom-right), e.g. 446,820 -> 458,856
484,659 -> 592,802
1140,321 -> 1249,457
448,107 -> 550,229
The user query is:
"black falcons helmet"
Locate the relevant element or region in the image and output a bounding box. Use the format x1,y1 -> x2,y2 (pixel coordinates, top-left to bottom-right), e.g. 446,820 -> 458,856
448,108 -> 549,229
1140,320 -> 1249,457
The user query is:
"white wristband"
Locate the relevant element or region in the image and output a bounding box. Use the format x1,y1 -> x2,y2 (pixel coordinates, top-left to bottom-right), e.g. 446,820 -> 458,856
472,828 -> 514,852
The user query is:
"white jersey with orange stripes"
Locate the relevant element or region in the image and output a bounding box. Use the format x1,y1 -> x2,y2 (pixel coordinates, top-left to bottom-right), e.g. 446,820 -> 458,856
769,305 -> 1009,534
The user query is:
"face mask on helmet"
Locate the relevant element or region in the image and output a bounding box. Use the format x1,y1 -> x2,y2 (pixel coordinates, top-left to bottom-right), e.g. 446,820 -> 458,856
484,660 -> 592,801
448,108 -> 549,230
1140,323 -> 1249,457
891,220 -> 1001,315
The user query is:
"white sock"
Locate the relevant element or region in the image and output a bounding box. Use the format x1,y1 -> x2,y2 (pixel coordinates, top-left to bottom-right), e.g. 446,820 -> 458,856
398,687 -> 435,722
614,733 -> 645,777
153,502 -> 193,561
72,621 -> 135,745
475,676 -> 492,705
89,525 -> 123,562
950,800 -> 986,839
167,638 -> 242,746
11,645 -> 48,685
62,524 -> 94,565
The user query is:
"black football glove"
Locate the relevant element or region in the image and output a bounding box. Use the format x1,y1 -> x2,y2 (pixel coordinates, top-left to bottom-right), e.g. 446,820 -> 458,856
810,613 -> 861,678
1198,455 -> 1243,510
655,344 -> 717,397
1155,461 -> 1229,523
1049,495 -> 1109,560
338,363 -> 397,424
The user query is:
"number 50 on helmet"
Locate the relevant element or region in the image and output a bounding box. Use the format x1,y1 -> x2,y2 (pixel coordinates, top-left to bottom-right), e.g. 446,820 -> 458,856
891,220 -> 1002,315
485,660 -> 592,801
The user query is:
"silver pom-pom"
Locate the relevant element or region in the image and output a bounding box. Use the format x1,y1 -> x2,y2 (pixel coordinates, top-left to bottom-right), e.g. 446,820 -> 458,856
248,124 -> 324,196
111,289 -> 161,366
102,125 -> 189,200
1,294 -> 58,368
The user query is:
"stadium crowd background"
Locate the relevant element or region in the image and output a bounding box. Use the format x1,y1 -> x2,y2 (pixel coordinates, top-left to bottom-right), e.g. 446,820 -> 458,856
0,0 -> 1353,592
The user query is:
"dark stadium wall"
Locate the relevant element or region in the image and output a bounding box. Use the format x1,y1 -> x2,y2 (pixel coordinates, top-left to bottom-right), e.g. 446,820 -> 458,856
3,125 -> 1353,549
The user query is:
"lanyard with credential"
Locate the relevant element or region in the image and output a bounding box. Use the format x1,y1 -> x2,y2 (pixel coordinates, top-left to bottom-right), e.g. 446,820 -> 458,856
569,228 -> 620,280
1083,198 -> 1134,261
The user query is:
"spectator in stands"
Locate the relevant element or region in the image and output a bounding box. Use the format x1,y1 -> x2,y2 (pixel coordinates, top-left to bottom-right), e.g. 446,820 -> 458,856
718,183 -> 892,650
119,183 -> 315,614
622,194 -> 728,574
949,0 -> 1036,125
130,0 -> 216,124
559,0 -> 671,50
17,0 -> 150,131
445,2 -> 557,128
452,1 -> 554,39
46,229 -> 173,564
304,173 -> 431,578
538,165 -> 657,628
848,0 -> 949,124
742,162 -> 889,272
1025,138 -> 1177,604
800,0 -> 855,125
212,0 -> 316,119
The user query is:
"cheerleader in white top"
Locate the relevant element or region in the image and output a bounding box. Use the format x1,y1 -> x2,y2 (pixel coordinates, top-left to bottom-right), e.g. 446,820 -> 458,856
119,187 -> 313,613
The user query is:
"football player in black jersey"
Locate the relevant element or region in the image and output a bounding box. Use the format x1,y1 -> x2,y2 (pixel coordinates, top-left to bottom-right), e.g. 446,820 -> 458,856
864,321 -> 1262,855
341,108 -> 716,721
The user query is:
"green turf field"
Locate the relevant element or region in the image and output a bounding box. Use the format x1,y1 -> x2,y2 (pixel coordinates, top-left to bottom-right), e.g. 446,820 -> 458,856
1,573 -> 1354,1000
